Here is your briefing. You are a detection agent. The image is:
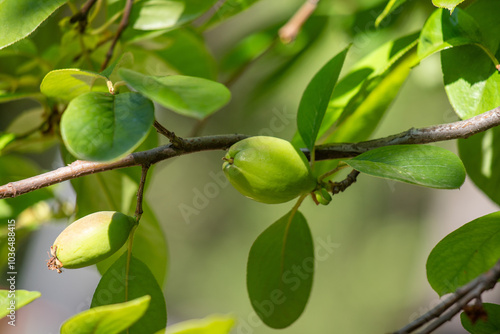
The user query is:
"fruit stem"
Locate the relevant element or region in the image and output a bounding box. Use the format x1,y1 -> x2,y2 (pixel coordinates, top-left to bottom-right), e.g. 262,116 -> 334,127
318,162 -> 349,182
125,224 -> 137,303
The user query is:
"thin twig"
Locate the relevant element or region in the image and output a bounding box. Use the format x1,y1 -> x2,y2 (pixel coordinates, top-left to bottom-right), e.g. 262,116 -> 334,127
153,120 -> 187,148
100,0 -> 133,71
135,164 -> 149,220
329,170 -> 360,195
1,106 -> 500,199
194,0 -> 229,29
393,258 -> 500,334
70,0 -> 99,31
279,0 -> 320,44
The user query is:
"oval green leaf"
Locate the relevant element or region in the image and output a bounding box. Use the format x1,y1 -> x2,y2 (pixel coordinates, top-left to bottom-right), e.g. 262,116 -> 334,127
0,289 -> 41,318
441,0 -> 500,119
461,303 -> 500,333
40,69 -> 109,101
60,91 -> 154,161
91,253 -> 167,334
343,145 -> 466,189
247,210 -> 314,329
61,295 -> 150,334
426,211 -> 500,296
418,8 -> 485,61
163,314 -> 235,334
432,0 -> 465,12
0,0 -> 68,50
458,127 -> 500,206
119,69 -> 230,120
297,47 -> 349,154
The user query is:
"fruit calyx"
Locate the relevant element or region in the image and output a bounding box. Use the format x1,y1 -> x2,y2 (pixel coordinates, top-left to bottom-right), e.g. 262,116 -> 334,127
47,245 -> 63,273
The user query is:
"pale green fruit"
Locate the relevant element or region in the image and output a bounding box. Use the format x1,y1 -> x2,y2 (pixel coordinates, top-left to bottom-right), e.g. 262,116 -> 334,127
48,211 -> 136,272
222,136 -> 317,204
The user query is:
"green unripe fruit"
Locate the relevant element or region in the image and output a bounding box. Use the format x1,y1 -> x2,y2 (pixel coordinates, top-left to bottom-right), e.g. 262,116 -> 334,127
222,136 -> 317,204
47,211 -> 137,273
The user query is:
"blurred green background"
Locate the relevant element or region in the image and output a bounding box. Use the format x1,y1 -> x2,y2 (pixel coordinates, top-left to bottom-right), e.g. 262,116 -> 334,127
1,0 -> 499,333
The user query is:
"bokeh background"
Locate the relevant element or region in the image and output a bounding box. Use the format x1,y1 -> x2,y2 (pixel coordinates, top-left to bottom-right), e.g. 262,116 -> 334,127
1,0 -> 499,333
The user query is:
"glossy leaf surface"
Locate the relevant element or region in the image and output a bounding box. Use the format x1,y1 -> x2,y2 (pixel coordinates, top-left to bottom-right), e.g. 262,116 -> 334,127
60,91 -> 154,161
247,210 -> 314,328
344,145 -> 466,189
427,211 -> 500,296
91,254 -> 167,333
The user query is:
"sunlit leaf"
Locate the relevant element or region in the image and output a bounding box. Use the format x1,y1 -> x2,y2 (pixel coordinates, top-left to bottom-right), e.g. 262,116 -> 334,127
441,0 -> 500,119
0,0 -> 68,50
40,69 -> 109,101
458,127 -> 500,206
61,296 -> 150,334
432,0 -> 465,12
375,0 -> 408,28
427,211 -> 500,296
0,290 -> 41,318
163,314 -> 235,334
418,8 -> 485,60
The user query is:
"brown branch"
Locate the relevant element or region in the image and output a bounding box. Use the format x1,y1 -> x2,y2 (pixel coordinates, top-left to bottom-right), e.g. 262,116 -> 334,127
279,0 -> 320,44
153,120 -> 187,148
1,107 -> 500,200
70,0 -> 99,31
312,106 -> 500,161
393,258 -> 500,334
330,170 -> 360,195
100,0 -> 133,71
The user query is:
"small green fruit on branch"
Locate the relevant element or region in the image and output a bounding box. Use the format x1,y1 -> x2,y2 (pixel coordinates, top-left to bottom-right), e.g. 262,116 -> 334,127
222,136 -> 317,204
47,211 -> 137,273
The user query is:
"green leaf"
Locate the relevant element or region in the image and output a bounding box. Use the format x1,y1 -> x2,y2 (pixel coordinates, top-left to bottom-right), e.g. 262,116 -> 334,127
61,296 -> 150,334
426,211 -> 500,296
0,0 -> 68,50
0,290 -> 41,318
292,32 -> 419,151
297,47 -> 349,154
458,127 -> 500,206
343,145 -> 466,189
418,8 -> 485,61
247,210 -> 314,329
461,303 -> 500,333
128,28 -> 217,80
375,0 -> 408,28
60,91 -> 155,161
441,0 -> 500,119
109,0 -> 217,31
119,69 -> 230,120
40,69 -> 109,101
163,314 -> 235,334
203,0 -> 262,28
92,253 -> 167,334
432,0 -> 465,12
